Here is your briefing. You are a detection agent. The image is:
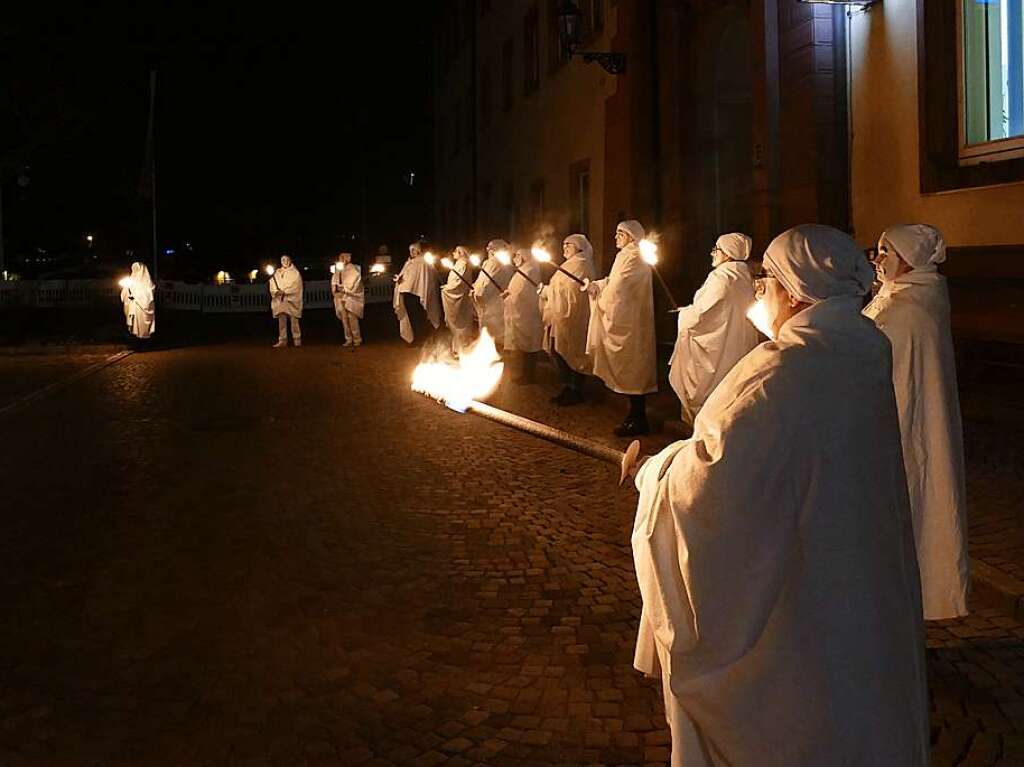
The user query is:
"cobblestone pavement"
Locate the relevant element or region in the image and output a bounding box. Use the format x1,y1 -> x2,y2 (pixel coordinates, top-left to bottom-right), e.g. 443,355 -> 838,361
0,347 -> 125,410
0,336 -> 1022,765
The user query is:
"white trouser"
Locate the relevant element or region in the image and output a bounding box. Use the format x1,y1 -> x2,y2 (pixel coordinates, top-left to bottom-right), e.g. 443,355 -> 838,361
339,308 -> 362,343
277,314 -> 301,341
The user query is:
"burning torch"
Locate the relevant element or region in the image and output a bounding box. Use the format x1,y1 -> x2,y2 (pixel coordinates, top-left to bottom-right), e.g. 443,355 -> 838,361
639,238 -> 679,311
494,249 -> 538,288
531,247 -> 585,287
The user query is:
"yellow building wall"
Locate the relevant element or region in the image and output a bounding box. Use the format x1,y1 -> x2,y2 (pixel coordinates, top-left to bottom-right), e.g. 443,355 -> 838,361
849,0 -> 1024,247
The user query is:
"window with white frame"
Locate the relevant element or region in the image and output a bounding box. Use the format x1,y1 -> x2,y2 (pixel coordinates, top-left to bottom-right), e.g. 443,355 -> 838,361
959,0 -> 1024,163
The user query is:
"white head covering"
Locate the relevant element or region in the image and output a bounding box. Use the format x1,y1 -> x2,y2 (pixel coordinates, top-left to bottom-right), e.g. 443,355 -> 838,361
130,262 -> 155,289
487,239 -> 509,255
563,234 -> 594,261
280,255 -> 293,268
616,220 -> 645,246
409,242 -> 422,257
763,224 -> 874,305
716,233 -> 753,261
880,224 -> 946,272
454,245 -> 470,261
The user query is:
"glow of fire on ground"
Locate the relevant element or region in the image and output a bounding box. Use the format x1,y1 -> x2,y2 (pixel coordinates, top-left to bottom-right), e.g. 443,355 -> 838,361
410,329 -> 643,483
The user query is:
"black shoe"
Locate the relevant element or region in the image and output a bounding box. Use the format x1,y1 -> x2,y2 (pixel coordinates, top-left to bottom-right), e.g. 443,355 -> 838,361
614,418 -> 650,437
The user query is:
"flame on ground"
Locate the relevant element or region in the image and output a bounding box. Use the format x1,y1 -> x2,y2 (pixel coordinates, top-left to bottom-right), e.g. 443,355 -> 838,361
411,329 -> 504,413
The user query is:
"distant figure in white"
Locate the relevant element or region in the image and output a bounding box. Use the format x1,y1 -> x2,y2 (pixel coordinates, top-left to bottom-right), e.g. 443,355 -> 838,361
270,255 -> 303,348
331,252 -> 364,347
586,220 -> 657,436
473,239 -> 514,350
539,233 -> 596,405
864,223 -> 970,620
120,262 -> 156,340
502,246 -> 544,383
632,224 -> 928,766
393,242 -> 441,345
668,232 -> 760,424
441,246 -> 476,354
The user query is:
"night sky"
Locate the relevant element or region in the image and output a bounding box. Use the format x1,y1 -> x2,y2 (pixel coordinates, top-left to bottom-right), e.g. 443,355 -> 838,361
2,6 -> 435,277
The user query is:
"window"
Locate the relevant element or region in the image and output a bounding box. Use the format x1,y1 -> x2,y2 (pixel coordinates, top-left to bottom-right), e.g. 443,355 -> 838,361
919,1 -> 1024,191
480,62 -> 493,129
502,38 -> 515,111
959,0 -> 1024,163
569,160 -> 591,235
524,5 -> 541,94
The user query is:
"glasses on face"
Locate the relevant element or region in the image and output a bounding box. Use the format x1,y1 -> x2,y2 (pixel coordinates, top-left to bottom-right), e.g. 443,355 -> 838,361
710,245 -> 724,258
753,273 -> 778,298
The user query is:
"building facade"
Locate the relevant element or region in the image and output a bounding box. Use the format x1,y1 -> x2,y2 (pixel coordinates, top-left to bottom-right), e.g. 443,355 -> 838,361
434,0 -> 1024,341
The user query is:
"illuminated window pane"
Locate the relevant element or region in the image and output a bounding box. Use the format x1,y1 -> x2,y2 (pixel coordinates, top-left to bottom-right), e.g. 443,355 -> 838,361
963,0 -> 1024,145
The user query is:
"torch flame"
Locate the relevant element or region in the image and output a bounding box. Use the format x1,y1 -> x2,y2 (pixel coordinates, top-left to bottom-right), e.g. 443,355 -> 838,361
118,276 -> 131,289
531,247 -> 551,263
469,253 -> 482,268
746,299 -> 775,340
411,329 -> 504,412
441,256 -> 455,270
424,252 -> 436,265
495,249 -> 512,266
639,239 -> 659,266
265,265 -> 275,276
370,263 -> 387,274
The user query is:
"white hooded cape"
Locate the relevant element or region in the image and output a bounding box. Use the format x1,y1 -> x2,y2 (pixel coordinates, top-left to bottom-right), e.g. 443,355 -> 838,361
503,257 -> 544,353
120,262 -> 156,339
393,255 -> 442,343
473,256 -> 513,345
441,252 -> 476,350
270,264 -> 304,318
864,270 -> 970,620
586,234 -> 657,395
539,237 -> 597,374
668,259 -> 759,423
331,263 -> 364,319
633,297 -> 929,766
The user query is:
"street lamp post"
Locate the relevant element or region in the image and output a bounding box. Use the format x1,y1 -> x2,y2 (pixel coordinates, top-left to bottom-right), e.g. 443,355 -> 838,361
556,0 -> 626,75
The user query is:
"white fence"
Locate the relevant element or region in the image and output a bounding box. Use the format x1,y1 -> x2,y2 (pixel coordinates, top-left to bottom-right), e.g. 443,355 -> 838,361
0,277 -> 394,313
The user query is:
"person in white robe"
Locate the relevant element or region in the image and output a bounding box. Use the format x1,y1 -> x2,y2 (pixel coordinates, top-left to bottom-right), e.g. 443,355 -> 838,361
539,233 -> 596,405
270,255 -> 303,348
331,252 -> 364,347
586,220 -> 657,436
441,246 -> 476,354
472,239 -> 514,349
668,232 -> 759,424
502,246 -> 544,383
393,243 -> 442,345
864,223 -> 969,620
631,224 -> 929,766
119,262 -> 156,340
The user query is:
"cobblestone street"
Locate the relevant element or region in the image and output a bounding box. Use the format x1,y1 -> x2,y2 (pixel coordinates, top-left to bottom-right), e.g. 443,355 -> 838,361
1,336 -> 1022,765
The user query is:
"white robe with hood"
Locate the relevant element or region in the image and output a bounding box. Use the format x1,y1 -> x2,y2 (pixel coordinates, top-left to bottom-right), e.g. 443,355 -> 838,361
473,240 -> 514,346
539,234 -> 596,374
393,250 -> 442,343
586,220 -> 657,395
632,225 -> 929,766
864,223 -> 969,620
441,248 -> 476,350
502,251 -> 544,353
120,262 -> 156,339
669,233 -> 759,423
331,263 -> 364,319
270,261 -> 304,318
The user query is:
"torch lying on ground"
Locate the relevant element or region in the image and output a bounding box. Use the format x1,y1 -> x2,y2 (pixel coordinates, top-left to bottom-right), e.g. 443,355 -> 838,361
412,329 -> 643,485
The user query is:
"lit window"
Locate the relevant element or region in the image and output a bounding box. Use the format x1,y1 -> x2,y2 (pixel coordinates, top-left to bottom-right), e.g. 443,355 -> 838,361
959,0 -> 1024,163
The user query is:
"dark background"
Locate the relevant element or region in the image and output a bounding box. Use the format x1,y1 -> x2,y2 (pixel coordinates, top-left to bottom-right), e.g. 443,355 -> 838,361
1,6 -> 436,280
